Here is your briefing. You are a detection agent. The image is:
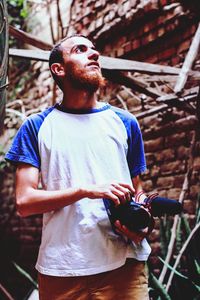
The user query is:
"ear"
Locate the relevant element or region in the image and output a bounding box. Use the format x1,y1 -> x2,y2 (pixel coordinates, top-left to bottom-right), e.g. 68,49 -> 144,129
50,63 -> 65,77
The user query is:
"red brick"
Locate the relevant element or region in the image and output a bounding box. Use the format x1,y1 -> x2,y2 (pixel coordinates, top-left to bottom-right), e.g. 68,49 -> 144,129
167,188 -> 181,199
160,161 -> 185,175
182,200 -> 196,214
118,5 -> 124,17
156,149 -> 175,162
159,0 -> 168,6
123,41 -> 132,53
95,16 -> 104,28
95,0 -> 102,8
130,0 -> 138,8
144,137 -> 164,152
147,30 -> 158,42
116,47 -> 124,57
151,165 -> 161,177
143,19 -> 157,33
131,39 -> 141,50
157,176 -> 174,188
176,146 -> 190,160
109,9 -> 115,21
165,132 -> 187,148
177,39 -> 191,54
104,12 -> 110,23
193,157 -> 200,171
83,17 -> 90,26
157,26 -> 165,37
159,47 -> 176,60
123,1 -> 131,13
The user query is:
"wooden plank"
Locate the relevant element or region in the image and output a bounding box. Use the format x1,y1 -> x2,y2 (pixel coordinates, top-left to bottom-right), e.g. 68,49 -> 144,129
9,48 -> 49,61
99,56 -> 181,75
174,22 -> 200,94
9,26 -> 180,74
135,104 -> 168,120
103,70 -> 162,98
9,48 -> 184,75
9,25 -> 52,50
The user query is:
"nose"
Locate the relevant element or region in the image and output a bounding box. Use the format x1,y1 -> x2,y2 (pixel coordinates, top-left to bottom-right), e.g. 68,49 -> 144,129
88,48 -> 99,61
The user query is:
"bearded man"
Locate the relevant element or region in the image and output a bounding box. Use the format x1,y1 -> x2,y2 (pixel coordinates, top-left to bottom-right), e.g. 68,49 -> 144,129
5,35 -> 151,300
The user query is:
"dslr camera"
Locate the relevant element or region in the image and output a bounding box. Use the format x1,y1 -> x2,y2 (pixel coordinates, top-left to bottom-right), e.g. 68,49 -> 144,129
103,193 -> 182,232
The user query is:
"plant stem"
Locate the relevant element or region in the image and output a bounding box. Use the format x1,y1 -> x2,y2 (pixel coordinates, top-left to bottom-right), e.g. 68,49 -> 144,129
166,222 -> 200,291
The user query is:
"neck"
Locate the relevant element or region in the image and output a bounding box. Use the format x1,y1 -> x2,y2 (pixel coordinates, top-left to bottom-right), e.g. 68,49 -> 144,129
61,84 -> 98,110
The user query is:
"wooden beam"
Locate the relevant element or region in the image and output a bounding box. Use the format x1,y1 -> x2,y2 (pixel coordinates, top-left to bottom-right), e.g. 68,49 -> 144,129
156,90 -> 198,114
9,48 -> 185,76
174,22 -> 200,94
103,70 -> 162,98
9,26 -> 181,75
135,104 -> 168,120
9,48 -> 49,61
99,56 -> 181,75
9,25 -> 52,50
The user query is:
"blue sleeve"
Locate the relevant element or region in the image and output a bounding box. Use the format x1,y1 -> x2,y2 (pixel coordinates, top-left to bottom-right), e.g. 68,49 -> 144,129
110,106 -> 146,178
127,119 -> 146,178
5,115 -> 42,169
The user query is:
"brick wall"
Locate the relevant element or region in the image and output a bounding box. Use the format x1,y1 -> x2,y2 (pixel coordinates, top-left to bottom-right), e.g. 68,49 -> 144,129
1,0 -> 200,297
68,0 -> 200,272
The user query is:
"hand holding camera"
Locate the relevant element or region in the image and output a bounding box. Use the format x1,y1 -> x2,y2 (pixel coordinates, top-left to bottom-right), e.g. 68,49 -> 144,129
103,193 -> 182,233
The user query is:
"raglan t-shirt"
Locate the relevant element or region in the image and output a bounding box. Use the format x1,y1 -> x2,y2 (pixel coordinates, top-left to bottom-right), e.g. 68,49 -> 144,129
5,102 -> 151,276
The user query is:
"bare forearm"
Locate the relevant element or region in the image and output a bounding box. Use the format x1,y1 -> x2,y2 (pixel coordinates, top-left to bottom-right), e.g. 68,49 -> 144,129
16,181 -> 135,217
16,187 -> 86,217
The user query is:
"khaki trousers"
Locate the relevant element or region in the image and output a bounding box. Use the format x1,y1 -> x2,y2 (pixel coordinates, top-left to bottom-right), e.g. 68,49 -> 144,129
38,258 -> 149,300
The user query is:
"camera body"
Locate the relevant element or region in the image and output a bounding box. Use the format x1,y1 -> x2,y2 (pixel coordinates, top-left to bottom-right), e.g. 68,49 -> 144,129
103,195 -> 182,232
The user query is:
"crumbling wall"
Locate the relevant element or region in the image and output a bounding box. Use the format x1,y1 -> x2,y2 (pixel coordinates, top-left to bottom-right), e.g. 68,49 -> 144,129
1,0 -> 200,296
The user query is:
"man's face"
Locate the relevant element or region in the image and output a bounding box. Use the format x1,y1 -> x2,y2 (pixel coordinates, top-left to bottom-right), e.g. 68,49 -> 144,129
61,36 -> 105,92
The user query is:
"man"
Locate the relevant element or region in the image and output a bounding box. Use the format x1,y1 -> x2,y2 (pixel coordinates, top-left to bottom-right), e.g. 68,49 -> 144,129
5,35 -> 151,299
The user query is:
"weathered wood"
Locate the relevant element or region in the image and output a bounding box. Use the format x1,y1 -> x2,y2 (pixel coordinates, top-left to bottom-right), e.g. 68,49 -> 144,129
103,70 -> 162,98
9,25 -> 52,50
9,48 -> 49,61
145,74 -> 200,81
9,48 -> 184,75
135,104 -> 168,119
156,89 -> 198,114
100,56 -> 181,75
174,22 -> 200,94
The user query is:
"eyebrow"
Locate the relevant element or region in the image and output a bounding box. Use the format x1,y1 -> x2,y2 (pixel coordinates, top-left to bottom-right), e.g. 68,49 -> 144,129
70,44 -> 96,52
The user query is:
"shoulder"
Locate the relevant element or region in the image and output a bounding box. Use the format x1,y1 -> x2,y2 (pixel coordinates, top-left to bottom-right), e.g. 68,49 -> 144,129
21,105 -> 55,132
109,105 -> 140,131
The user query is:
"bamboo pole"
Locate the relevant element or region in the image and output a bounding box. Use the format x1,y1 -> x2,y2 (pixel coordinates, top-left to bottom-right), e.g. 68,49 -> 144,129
174,22 -> 200,94
159,131 -> 197,284
166,221 -> 200,292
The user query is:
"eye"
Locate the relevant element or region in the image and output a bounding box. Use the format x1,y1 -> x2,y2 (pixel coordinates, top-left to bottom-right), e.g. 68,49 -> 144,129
74,45 -> 88,53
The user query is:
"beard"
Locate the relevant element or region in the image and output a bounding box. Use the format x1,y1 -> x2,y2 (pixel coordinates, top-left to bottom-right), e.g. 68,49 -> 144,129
66,61 -> 106,92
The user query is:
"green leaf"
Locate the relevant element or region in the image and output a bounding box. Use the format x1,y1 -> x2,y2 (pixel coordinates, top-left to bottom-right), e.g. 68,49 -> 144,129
181,214 -> 191,236
158,257 -> 188,280
159,257 -> 200,292
20,7 -> 28,18
12,262 -> 38,288
149,271 -> 171,300
194,260 -> 200,275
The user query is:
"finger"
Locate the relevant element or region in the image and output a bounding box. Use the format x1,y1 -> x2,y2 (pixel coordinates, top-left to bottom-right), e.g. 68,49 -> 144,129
111,184 -> 132,203
114,220 -> 123,229
110,186 -> 127,204
118,183 -> 135,195
106,192 -> 120,206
